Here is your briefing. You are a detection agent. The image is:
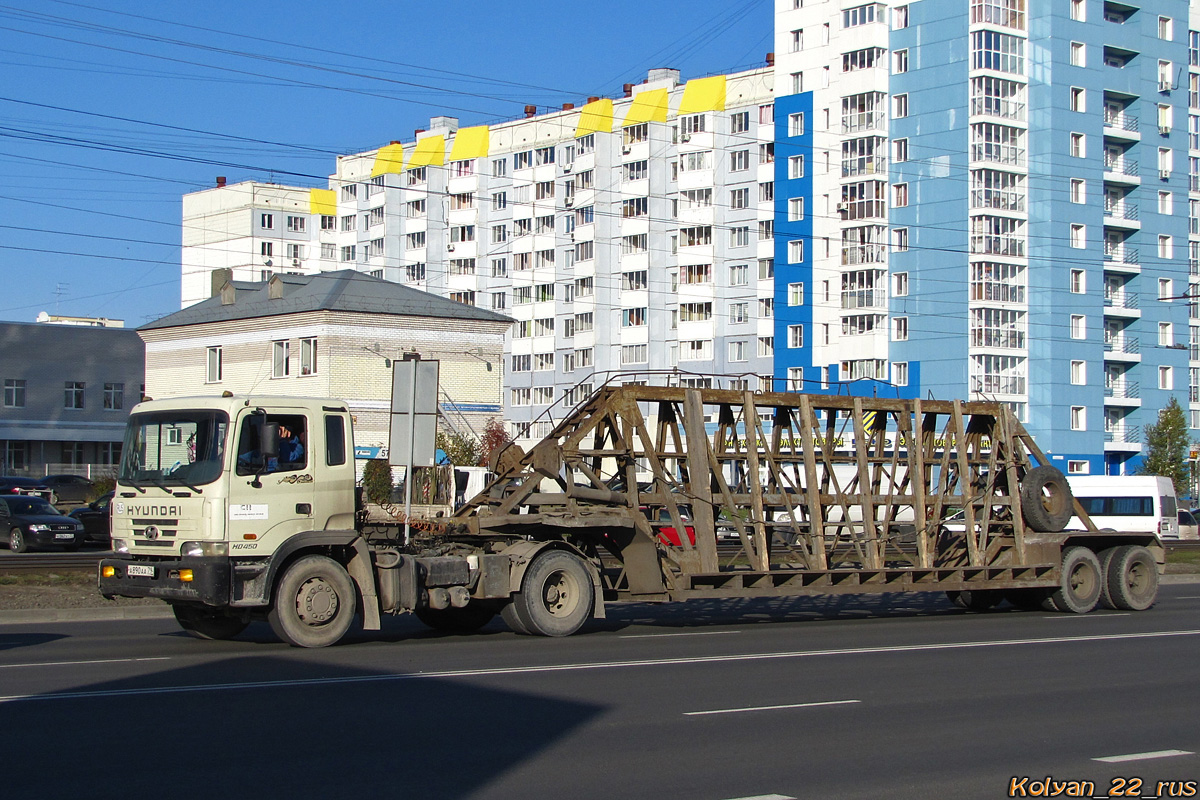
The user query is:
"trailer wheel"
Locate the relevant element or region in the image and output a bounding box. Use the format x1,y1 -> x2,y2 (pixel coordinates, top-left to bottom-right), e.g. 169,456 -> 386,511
268,555 -> 357,648
946,589 -> 1003,611
172,605 -> 249,640
511,550 -> 594,637
500,599 -> 532,635
1019,466 -> 1073,533
416,602 -> 498,633
1103,545 -> 1159,611
1004,588 -> 1052,611
1047,546 -> 1102,613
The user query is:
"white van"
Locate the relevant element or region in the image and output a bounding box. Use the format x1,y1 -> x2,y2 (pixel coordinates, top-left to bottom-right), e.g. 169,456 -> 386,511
1066,475 -> 1180,539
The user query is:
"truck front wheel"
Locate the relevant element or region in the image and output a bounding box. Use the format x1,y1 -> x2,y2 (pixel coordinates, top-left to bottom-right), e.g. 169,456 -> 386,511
172,605 -> 249,640
268,555 -> 357,648
511,550 -> 594,637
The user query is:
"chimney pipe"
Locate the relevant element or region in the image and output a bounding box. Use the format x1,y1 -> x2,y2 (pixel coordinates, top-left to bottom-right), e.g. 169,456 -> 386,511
587,96 -> 599,104
766,52 -> 775,66
524,104 -> 537,117
562,102 -> 575,110
623,83 -> 634,97
216,176 -> 226,188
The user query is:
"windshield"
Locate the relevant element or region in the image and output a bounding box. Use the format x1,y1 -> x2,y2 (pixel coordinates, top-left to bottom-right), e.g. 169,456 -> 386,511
119,410 -> 229,487
6,498 -> 57,515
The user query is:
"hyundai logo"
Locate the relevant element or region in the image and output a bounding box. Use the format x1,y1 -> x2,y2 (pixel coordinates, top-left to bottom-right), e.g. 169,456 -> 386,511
144,525 -> 160,541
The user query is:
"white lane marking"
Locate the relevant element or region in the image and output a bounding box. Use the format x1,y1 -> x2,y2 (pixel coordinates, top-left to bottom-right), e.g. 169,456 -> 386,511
1093,749 -> 1194,763
2,628 -> 1197,704
1045,613 -> 1131,619
619,630 -> 741,639
721,795 -> 795,800
1178,595 -> 1200,599
686,699 -> 860,716
0,657 -> 170,670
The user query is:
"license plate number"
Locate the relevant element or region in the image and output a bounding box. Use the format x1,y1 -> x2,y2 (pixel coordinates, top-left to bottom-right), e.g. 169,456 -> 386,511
127,564 -> 155,578
54,533 -> 75,540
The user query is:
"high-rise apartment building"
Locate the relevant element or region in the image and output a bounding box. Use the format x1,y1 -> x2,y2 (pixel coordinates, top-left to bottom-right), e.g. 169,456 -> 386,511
181,0 -> 1200,476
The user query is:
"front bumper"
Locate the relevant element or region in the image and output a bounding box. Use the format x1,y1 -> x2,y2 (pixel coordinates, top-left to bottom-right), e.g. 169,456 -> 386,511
99,556 -> 231,606
25,529 -> 82,548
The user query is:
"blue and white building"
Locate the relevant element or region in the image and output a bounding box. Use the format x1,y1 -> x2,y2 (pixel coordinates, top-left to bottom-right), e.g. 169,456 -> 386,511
181,0 -> 1200,476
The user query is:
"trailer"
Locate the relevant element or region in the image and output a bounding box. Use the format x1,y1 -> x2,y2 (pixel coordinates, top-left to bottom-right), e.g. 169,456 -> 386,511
98,386 -> 1162,647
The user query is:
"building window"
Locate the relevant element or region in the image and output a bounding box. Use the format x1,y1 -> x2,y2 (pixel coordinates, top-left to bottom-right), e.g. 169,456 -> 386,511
893,272 -> 909,296
260,241 -> 273,258
1067,460 -> 1089,475
1070,406 -> 1086,431
788,197 -> 805,222
1070,178 -> 1085,203
788,155 -> 804,179
1070,269 -> 1085,293
1071,360 -> 1086,385
1160,235 -> 1174,259
1160,16 -> 1174,41
892,362 -> 909,386
1159,191 -> 1173,215
893,49 -> 909,74
3,379 -> 25,408
286,215 -> 306,233
892,228 -> 909,252
1160,278 -> 1173,300
1070,41 -> 1085,66
1070,0 -> 1084,21
1070,314 -> 1085,339
1070,132 -> 1085,158
206,347 -> 222,383
260,213 -> 274,229
1160,321 -> 1174,347
893,5 -> 909,29
64,381 -> 84,410
788,240 -> 805,263
300,338 -> 318,376
893,183 -> 909,207
1160,366 -> 1174,390
272,341 -> 290,378
787,367 -> 804,390
1070,224 -> 1086,249
893,317 -> 909,341
103,382 -> 124,410
788,282 -> 805,306
893,94 -> 908,119
893,138 -> 908,163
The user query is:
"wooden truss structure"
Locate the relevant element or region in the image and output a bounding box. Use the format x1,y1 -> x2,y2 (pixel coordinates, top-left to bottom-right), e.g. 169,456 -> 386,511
455,386 -> 1083,599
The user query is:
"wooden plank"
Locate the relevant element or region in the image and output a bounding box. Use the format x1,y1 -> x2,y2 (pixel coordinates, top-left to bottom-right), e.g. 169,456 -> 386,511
682,389 -> 719,572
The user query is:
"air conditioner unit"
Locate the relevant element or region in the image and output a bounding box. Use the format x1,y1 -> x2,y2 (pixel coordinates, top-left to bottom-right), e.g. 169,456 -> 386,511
447,244 -> 456,252
1160,125 -> 1172,136
564,197 -> 574,207
292,259 -> 301,267
622,145 -> 631,155
681,134 -> 692,143
1160,169 -> 1172,180
1159,79 -> 1173,92
562,163 -> 572,173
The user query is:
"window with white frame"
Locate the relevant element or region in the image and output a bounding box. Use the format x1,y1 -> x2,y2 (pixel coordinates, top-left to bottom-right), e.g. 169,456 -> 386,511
789,112 -> 805,137
788,282 -> 804,306
300,338 -> 317,376
1070,268 -> 1085,293
1070,314 -> 1086,339
1068,460 -> 1089,474
206,347 -> 222,383
1070,224 -> 1086,248
1070,41 -> 1085,66
1160,278 -> 1173,299
893,49 -> 909,73
892,228 -> 909,252
893,272 -> 909,296
1070,0 -> 1084,21
1071,360 -> 1086,385
892,362 -> 908,386
1160,321 -> 1174,347
788,197 -> 805,221
1070,178 -> 1085,203
1160,234 -> 1174,259
893,317 -> 909,341
1160,365 -> 1174,389
1070,87 -> 1085,112
1159,190 -> 1173,215
1070,406 -> 1086,430
272,340 -> 290,378
788,240 -> 805,263
789,155 -> 805,179
1160,17 -> 1174,41
893,94 -> 909,118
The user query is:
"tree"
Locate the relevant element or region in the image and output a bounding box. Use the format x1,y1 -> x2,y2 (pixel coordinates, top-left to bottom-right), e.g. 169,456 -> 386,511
436,429 -> 482,467
479,417 -> 512,469
361,459 -> 394,505
1139,397 -> 1194,495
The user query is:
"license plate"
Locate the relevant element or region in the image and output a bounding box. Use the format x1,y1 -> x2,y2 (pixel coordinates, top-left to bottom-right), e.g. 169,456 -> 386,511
127,564 -> 155,578
54,533 -> 75,540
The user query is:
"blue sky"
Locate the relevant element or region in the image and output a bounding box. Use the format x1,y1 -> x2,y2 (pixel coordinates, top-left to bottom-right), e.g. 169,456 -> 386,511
0,0 -> 771,326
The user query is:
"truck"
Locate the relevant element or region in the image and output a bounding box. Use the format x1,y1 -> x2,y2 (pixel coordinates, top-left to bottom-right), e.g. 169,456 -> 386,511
98,385 -> 1164,647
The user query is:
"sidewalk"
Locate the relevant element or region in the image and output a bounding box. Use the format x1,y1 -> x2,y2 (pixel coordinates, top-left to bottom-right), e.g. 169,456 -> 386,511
1,573 -> 1196,626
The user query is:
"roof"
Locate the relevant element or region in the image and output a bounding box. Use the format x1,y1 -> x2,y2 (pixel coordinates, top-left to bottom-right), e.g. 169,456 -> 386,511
141,269 -> 512,330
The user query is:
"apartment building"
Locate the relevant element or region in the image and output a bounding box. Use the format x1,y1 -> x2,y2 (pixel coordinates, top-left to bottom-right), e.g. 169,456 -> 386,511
179,0 -> 1200,475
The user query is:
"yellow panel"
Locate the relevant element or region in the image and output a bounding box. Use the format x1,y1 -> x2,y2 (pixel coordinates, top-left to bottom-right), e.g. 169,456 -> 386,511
622,88 -> 669,127
407,134 -> 446,168
309,189 -> 336,216
575,98 -> 613,138
370,143 -> 405,177
448,125 -> 490,161
677,75 -> 727,115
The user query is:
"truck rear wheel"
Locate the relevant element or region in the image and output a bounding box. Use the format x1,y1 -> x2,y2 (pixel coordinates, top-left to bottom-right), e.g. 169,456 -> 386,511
1047,546 -> 1102,614
416,602 -> 498,633
172,605 -> 249,640
268,555 -> 357,648
511,550 -> 594,637
1103,545 -> 1158,611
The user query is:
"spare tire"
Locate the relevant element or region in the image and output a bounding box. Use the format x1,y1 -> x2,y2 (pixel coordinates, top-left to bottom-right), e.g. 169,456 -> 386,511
1020,465 -> 1073,532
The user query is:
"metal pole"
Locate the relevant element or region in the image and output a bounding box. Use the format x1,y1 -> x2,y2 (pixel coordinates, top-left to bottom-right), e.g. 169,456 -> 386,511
403,356 -> 420,545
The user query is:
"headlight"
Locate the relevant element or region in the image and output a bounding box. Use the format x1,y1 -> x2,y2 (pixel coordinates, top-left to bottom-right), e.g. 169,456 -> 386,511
28,524 -> 49,532
180,541 -> 228,558
112,538 -> 129,554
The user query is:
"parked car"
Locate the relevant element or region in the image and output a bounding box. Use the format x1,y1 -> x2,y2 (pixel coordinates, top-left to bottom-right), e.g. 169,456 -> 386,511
0,477 -> 54,502
70,491 -> 113,546
1178,509 -> 1199,540
0,495 -> 83,552
40,474 -> 96,505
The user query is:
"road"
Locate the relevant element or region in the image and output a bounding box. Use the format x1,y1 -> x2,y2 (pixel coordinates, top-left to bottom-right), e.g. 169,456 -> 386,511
1,587 -> 1198,800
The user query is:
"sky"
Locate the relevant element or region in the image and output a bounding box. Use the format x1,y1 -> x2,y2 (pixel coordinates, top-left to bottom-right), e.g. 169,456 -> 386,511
0,0 -> 773,327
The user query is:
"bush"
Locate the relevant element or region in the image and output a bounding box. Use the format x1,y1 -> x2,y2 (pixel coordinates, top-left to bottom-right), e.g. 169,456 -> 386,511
361,459 -> 394,505
88,473 -> 116,502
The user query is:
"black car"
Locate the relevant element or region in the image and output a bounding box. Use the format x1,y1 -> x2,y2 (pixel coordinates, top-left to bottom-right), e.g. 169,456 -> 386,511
40,474 -> 96,505
70,491 -> 113,546
0,477 -> 54,502
0,495 -> 83,552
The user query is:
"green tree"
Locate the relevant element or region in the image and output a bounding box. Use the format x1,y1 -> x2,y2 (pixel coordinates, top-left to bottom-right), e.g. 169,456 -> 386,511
361,459 -> 394,505
1139,397 -> 1195,495
436,429 -> 482,467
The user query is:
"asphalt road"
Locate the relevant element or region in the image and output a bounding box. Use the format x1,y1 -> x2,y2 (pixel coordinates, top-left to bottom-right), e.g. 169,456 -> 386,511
1,588 -> 1198,800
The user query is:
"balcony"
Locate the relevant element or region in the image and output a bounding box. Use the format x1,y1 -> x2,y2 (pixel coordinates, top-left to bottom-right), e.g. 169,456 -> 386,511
1105,424 -> 1142,445
970,97 -> 1027,123
1102,111 -> 1140,142
1103,201 -> 1141,230
970,188 -> 1026,213
1103,157 -> 1140,185
841,289 -> 887,310
1104,336 -> 1142,362
971,375 -> 1027,395
1103,245 -> 1140,273
841,244 -> 887,266
970,143 -> 1026,168
1103,290 -> 1141,318
1104,380 -> 1142,407
970,235 -> 1025,258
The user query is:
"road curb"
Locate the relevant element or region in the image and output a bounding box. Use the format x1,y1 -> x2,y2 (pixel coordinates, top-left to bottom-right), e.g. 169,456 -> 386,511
0,606 -> 174,625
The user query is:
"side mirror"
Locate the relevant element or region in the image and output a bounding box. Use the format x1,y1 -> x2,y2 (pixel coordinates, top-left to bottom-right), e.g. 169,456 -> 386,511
260,423 -> 280,459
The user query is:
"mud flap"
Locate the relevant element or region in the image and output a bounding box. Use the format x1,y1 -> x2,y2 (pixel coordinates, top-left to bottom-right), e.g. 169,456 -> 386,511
347,538 -> 381,631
